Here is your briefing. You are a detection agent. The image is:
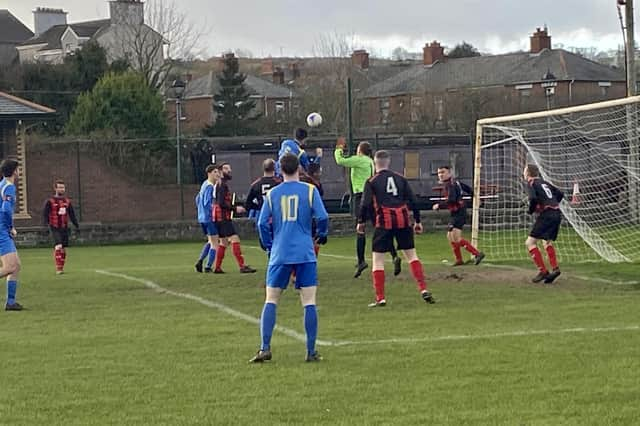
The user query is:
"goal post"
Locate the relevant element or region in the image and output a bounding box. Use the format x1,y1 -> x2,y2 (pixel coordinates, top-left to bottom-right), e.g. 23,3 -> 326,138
472,96 -> 640,263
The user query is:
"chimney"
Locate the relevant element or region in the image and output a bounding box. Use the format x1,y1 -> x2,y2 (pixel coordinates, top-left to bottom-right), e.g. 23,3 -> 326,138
272,67 -> 285,85
109,0 -> 144,26
288,62 -> 300,79
33,7 -> 67,37
423,41 -> 445,66
530,27 -> 551,53
261,58 -> 274,75
352,49 -> 370,69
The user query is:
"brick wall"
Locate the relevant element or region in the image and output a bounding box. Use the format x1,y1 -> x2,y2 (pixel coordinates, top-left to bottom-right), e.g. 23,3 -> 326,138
22,142 -> 198,226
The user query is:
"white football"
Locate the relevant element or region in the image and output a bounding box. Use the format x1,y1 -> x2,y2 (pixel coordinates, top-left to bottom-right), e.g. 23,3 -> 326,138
306,112 -> 323,127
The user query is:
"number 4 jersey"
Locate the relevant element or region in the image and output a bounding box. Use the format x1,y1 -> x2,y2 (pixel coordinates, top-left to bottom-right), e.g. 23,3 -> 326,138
257,181 -> 329,265
359,169 -> 421,229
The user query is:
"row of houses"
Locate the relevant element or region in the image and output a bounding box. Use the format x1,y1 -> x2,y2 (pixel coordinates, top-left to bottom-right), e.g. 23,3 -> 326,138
1,3 -> 628,134
168,28 -> 626,135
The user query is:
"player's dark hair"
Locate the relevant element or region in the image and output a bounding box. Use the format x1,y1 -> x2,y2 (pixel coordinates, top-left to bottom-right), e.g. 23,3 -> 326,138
263,158 -> 275,173
374,150 -> 390,160
358,141 -> 372,158
438,165 -> 451,170
526,164 -> 540,177
0,159 -> 19,178
280,153 -> 299,175
205,164 -> 217,174
54,179 -> 65,186
217,162 -> 230,170
295,128 -> 308,141
308,163 -> 321,177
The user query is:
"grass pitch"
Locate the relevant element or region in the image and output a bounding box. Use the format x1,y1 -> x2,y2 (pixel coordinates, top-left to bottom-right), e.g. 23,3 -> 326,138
1,235 -> 639,425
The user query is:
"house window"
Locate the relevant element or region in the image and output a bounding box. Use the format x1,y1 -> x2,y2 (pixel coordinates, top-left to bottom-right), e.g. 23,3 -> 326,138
275,101 -> 286,123
599,81 -> 611,97
434,97 -> 444,121
519,89 -> 531,97
379,97 -> 390,125
410,97 -> 422,122
404,152 -> 420,179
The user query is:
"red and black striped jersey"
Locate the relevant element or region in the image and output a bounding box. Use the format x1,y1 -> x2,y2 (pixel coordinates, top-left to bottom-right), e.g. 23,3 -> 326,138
527,178 -> 563,214
245,175 -> 282,212
359,169 -> 420,229
442,178 -> 472,213
300,174 -> 324,198
213,179 -> 233,222
43,196 -> 79,229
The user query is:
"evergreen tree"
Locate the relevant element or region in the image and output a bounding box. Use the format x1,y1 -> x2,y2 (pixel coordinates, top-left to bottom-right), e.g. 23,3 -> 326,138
448,42 -> 481,59
203,54 -> 256,136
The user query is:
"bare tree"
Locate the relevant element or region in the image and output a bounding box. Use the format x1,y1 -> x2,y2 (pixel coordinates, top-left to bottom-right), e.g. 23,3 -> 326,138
109,0 -> 207,89
298,32 -> 360,133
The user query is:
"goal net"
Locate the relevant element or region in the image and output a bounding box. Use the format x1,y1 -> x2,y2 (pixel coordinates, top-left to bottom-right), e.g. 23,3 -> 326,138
472,96 -> 640,263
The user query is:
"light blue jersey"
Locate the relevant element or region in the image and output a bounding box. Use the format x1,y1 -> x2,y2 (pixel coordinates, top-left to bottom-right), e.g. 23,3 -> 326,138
275,139 -> 310,176
0,178 -> 16,233
258,181 -> 328,265
195,180 -> 215,223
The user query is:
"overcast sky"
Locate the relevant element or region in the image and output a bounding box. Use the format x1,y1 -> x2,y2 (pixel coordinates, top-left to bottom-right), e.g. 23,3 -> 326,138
1,0 -> 631,57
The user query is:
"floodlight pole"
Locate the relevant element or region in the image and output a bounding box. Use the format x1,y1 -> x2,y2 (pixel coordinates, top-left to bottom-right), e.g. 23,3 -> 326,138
626,0 -> 636,96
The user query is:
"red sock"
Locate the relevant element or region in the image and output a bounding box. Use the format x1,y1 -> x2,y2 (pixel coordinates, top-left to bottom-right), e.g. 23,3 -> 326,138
314,244 -> 320,257
215,245 -> 226,270
450,242 -> 463,263
54,248 -> 63,271
372,270 -> 385,302
528,247 -> 548,274
459,239 -> 480,256
409,260 -> 427,292
545,245 -> 559,270
231,242 -> 245,268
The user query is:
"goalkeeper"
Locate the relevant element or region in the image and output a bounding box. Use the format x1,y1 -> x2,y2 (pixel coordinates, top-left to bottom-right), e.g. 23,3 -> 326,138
334,137 -> 400,278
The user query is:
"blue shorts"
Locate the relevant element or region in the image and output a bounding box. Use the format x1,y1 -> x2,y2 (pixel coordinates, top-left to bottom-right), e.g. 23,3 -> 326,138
0,237 -> 16,256
200,222 -> 218,236
266,262 -> 317,290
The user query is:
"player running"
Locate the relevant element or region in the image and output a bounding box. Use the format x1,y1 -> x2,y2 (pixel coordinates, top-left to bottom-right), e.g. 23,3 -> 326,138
358,151 -> 434,307
524,164 -> 563,284
0,160 -> 23,311
213,163 -> 256,274
43,179 -> 80,274
432,165 -> 484,266
194,164 -> 219,273
250,153 -> 329,363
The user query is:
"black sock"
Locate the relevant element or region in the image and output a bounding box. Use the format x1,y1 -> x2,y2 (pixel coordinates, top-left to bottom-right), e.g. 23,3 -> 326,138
390,244 -> 398,259
357,234 -> 366,264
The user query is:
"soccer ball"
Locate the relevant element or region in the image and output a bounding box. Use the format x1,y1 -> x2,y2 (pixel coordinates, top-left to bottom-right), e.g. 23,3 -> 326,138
306,112 -> 323,127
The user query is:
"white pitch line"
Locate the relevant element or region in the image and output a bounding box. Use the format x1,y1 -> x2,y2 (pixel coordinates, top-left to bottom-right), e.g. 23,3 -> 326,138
95,269 -> 640,348
94,269 -> 335,346
332,325 -> 640,346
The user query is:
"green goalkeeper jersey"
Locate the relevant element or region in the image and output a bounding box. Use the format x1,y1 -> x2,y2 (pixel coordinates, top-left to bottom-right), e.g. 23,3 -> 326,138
334,147 -> 375,194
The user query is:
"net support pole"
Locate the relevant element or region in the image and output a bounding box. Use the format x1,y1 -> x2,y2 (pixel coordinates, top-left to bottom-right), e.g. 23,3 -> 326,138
626,0 -> 640,223
471,121 -> 483,248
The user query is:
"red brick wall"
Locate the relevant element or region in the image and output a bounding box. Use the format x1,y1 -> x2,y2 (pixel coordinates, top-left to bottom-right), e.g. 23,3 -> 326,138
21,143 -> 198,225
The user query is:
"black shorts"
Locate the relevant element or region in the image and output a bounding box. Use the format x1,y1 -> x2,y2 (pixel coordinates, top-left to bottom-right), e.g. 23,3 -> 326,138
372,227 -> 415,253
448,208 -> 466,231
351,192 -> 363,221
51,227 -> 69,247
530,209 -> 562,241
217,220 -> 238,238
